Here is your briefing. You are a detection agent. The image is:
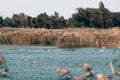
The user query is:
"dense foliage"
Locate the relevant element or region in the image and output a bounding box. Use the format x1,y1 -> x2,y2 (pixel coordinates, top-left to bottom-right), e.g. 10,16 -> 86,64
0,2 -> 120,29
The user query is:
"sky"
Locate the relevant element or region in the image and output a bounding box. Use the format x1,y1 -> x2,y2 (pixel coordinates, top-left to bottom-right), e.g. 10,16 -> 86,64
0,0 -> 120,19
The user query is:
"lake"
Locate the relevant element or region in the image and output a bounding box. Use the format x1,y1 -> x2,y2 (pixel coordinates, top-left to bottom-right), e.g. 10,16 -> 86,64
0,46 -> 120,80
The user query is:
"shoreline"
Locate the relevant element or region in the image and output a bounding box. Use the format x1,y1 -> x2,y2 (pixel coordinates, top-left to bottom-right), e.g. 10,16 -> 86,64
0,27 -> 120,48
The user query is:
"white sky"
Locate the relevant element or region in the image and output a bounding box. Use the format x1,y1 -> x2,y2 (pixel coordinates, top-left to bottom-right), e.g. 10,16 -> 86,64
0,0 -> 120,19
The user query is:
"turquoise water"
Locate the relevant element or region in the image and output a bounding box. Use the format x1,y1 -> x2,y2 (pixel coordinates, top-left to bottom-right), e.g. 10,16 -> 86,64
0,46 -> 120,80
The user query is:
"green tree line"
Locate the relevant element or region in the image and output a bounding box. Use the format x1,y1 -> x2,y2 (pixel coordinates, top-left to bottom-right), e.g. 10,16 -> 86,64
0,2 -> 120,29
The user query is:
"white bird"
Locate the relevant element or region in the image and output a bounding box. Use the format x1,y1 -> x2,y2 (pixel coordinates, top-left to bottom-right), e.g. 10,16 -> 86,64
32,60 -> 39,64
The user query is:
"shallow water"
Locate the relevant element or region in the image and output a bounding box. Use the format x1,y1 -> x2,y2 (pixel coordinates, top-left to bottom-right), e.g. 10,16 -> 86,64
0,46 -> 120,80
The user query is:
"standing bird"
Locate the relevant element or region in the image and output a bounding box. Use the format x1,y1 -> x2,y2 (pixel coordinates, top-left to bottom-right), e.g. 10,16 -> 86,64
0,54 -> 13,80
55,67 -> 75,80
83,63 -> 93,72
0,54 -> 9,76
96,74 -> 109,80
75,63 -> 95,80
0,55 -> 4,64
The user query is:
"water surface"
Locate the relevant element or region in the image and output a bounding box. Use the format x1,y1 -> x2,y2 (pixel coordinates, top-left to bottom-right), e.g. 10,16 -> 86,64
0,46 -> 120,80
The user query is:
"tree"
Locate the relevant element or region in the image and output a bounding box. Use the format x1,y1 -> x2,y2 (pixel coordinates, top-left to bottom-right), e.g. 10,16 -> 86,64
26,16 -> 33,28
3,17 -> 13,27
12,14 -> 22,28
99,1 -> 105,9
54,11 -> 59,18
0,17 -> 3,27
111,12 -> 120,27
68,1 -> 113,28
35,12 -> 49,28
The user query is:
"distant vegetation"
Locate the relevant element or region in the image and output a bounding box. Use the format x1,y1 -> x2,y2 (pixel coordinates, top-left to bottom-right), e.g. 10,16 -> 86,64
0,2 -> 120,48
0,2 -> 120,29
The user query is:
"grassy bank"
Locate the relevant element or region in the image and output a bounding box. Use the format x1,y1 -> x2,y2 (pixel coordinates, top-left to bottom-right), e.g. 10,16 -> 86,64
0,27 -> 120,48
